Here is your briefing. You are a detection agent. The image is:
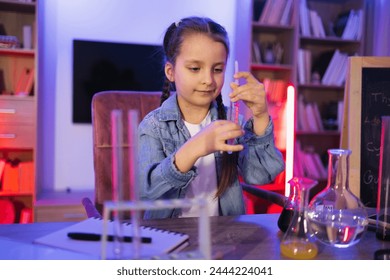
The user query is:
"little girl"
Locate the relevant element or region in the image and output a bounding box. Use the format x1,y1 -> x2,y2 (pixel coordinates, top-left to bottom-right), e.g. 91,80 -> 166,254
138,16 -> 285,219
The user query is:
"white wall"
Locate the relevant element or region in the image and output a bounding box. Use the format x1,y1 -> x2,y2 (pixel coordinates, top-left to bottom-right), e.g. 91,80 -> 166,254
37,0 -> 251,192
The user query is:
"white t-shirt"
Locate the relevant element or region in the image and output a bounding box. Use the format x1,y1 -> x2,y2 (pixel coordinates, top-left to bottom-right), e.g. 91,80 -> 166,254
181,112 -> 219,217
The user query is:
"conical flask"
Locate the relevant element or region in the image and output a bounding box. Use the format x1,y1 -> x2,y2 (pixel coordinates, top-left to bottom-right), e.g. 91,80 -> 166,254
277,181 -> 298,233
280,177 -> 319,259
306,149 -> 369,248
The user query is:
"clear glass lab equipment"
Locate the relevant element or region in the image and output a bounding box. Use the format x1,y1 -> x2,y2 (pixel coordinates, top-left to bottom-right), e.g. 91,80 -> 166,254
306,149 -> 369,248
277,180 -> 298,233
376,117 -> 390,241
280,177 -> 319,259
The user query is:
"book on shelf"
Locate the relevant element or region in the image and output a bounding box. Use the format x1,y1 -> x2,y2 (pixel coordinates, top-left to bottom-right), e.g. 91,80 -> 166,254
0,161 -> 34,193
266,0 -> 285,25
252,40 -> 262,63
258,0 -> 273,24
356,10 -> 364,40
0,159 -> 5,190
14,67 -> 34,96
334,9 -> 363,40
19,161 -> 34,193
297,49 -> 305,84
311,102 -> 324,131
297,97 -> 323,132
321,50 -> 348,86
2,162 -> 19,193
299,0 -> 311,36
321,49 -> 340,85
297,95 -> 309,131
0,35 -> 19,49
34,217 -> 190,259
19,207 -> 33,224
263,78 -> 287,103
305,103 -> 320,132
337,100 -> 344,132
293,142 -> 305,177
294,141 -> 327,180
309,10 -> 326,38
332,53 -> 348,86
297,48 -> 312,84
279,0 -> 293,26
258,0 -> 293,26
341,10 -> 363,40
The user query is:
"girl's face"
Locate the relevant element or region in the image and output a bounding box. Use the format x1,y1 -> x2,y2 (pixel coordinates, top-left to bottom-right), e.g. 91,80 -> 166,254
165,33 -> 227,111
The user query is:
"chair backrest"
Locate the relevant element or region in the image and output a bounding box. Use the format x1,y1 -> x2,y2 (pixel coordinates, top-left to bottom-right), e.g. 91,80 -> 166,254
91,90 -> 161,214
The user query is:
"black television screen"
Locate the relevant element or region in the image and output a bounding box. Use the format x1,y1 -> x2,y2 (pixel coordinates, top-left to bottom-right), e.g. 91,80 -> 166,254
72,39 -> 164,123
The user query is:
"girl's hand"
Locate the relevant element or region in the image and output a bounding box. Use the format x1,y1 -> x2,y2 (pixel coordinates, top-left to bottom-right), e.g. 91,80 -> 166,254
174,120 -> 244,173
229,71 -> 269,135
193,120 -> 244,156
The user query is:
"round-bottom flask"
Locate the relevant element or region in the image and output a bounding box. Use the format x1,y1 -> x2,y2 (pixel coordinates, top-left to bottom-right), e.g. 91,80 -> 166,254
306,149 -> 368,248
280,177 -> 319,259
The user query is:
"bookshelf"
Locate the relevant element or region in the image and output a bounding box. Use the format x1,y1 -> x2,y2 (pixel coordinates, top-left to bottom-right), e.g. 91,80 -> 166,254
252,0 -> 298,146
251,0 -> 366,193
0,0 -> 37,223
250,0 -> 298,203
296,0 -> 365,189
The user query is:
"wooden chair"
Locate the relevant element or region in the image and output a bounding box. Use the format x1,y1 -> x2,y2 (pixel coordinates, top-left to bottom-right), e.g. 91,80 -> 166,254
90,90 -> 161,216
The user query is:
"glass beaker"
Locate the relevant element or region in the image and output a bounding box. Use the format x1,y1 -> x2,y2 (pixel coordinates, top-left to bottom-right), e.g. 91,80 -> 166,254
306,149 -> 369,248
280,177 -> 319,259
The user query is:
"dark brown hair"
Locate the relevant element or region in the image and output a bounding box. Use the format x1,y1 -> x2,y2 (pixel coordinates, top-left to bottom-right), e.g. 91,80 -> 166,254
161,16 -> 238,198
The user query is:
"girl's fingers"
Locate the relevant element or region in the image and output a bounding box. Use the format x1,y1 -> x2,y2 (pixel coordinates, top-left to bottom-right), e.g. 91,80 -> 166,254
234,71 -> 260,84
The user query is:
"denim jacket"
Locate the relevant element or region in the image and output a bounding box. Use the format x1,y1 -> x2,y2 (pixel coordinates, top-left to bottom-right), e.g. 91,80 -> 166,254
138,93 -> 285,219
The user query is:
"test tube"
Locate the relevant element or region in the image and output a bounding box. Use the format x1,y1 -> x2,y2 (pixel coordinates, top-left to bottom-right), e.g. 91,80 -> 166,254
377,116 -> 390,241
128,109 -> 142,258
111,109 -> 124,259
227,60 -> 240,153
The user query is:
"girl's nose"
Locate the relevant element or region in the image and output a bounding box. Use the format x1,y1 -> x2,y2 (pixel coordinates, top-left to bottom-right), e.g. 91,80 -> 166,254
201,70 -> 213,85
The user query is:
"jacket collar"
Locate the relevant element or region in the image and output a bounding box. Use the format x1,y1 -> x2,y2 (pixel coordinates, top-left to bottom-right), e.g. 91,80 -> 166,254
158,92 -> 220,122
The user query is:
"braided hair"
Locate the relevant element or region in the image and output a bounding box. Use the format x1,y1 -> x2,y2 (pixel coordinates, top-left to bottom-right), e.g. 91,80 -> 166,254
161,16 -> 238,198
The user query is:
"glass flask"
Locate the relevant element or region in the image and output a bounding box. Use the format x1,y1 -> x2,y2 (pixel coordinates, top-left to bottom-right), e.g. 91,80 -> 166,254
280,177 -> 319,259
277,180 -> 298,233
306,149 -> 369,248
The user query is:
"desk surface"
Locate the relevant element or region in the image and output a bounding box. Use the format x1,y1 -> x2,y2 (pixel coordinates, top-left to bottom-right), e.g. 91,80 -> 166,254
0,214 -> 388,260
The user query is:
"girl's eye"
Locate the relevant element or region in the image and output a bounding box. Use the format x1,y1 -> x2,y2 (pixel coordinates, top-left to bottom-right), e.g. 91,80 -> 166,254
214,68 -> 223,73
189,67 -> 200,72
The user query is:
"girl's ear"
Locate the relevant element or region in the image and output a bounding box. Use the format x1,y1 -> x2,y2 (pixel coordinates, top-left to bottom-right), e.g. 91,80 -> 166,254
165,62 -> 175,82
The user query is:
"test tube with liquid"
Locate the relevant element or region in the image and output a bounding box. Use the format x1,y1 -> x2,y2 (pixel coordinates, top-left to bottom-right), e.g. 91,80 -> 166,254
227,60 -> 240,153
111,110 -> 124,259
128,109 -> 142,258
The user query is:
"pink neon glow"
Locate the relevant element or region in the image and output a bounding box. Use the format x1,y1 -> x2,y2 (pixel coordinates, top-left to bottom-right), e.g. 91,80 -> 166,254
285,85 -> 295,196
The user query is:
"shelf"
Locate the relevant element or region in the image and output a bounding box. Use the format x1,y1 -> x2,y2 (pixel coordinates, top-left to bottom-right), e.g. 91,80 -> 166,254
0,0 -> 37,223
0,48 -> 35,56
251,63 -> 293,72
298,84 -> 344,91
252,22 -> 295,33
300,36 -> 361,46
296,130 -> 340,136
0,0 -> 35,13
0,191 -> 34,197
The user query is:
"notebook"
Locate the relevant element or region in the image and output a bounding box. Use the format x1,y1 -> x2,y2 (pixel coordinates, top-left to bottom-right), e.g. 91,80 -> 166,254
34,217 -> 189,259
